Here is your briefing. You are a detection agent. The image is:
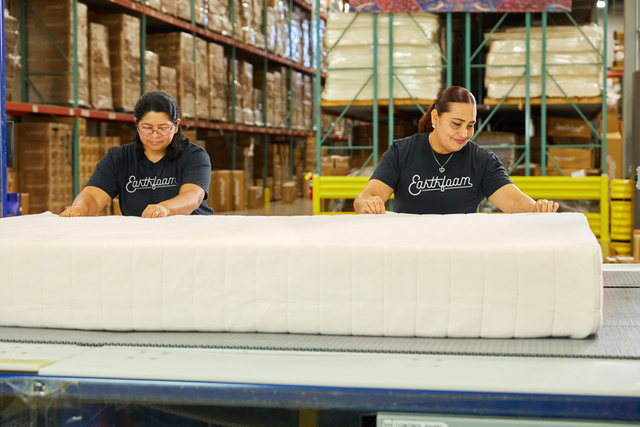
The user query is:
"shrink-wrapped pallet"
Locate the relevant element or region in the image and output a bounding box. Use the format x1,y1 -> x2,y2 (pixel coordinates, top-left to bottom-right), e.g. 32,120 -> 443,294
89,23 -> 114,111
322,13 -> 442,103
93,13 -> 141,112
159,66 -> 178,105
145,51 -> 160,93
195,37 -> 210,120
24,0 -> 89,107
484,25 -> 604,100
148,32 -> 196,119
16,123 -> 73,214
208,42 -> 227,121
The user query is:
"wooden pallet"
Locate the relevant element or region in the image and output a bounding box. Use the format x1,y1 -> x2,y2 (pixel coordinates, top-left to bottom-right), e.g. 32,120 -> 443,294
321,98 -> 435,108
483,96 -> 603,106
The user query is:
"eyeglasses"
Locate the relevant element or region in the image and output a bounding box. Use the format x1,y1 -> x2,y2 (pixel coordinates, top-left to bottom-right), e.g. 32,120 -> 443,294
137,124 -> 174,137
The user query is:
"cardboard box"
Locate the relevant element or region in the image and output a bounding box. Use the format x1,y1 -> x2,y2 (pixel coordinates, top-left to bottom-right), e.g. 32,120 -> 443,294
92,13 -> 141,112
282,181 -> 296,203
210,169 -> 233,212
232,170 -> 245,210
247,185 -> 264,209
547,117 -> 593,138
89,23 -> 114,110
606,132 -> 623,180
547,147 -> 595,170
147,32 -> 196,119
321,155 -> 351,176
26,0 -> 89,107
145,50 -> 160,93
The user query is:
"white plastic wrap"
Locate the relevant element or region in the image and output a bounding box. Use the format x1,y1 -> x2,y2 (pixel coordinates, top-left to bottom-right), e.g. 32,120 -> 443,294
485,24 -> 604,100
322,13 -> 442,103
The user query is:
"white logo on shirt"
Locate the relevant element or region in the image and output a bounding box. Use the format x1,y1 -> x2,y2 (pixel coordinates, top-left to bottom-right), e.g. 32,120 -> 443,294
126,175 -> 178,193
408,174 -> 473,196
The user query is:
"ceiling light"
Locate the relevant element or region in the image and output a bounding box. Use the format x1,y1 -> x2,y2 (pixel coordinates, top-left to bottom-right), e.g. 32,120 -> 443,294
596,0 -> 606,8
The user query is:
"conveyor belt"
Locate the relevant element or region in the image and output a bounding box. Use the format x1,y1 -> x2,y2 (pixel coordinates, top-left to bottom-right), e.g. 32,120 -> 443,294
0,270 -> 638,359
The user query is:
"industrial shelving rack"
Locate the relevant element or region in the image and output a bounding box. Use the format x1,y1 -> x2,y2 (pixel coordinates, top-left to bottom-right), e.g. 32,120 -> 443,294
1,0 -> 336,215
315,6 -> 609,178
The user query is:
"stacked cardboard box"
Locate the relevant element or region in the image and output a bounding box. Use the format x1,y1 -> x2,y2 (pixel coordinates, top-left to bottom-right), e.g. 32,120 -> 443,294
291,72 -> 304,129
302,75 -> 313,130
239,61 -> 254,125
208,42 -> 227,121
177,0 -> 205,25
145,51 -> 160,93
612,30 -> 624,72
147,32 -> 196,119
251,0 -> 265,49
195,37 -> 210,120
16,123 -> 73,214
25,0 -> 89,107
79,136 -> 100,189
207,0 -> 232,35
4,12 -> 20,102
254,88 -> 264,126
161,0 -> 178,16
159,66 -> 178,102
93,13 -> 141,112
89,23 -> 114,111
472,132 -> 517,172
144,0 -> 161,10
546,116 -> 598,175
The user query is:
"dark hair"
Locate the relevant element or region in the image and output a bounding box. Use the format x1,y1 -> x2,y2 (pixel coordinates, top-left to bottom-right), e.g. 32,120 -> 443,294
133,91 -> 187,161
418,86 -> 476,133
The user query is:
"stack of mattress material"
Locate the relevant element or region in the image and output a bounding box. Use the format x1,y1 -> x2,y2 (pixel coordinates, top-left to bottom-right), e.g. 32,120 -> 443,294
485,25 -> 603,99
322,13 -> 442,103
0,212 -> 602,339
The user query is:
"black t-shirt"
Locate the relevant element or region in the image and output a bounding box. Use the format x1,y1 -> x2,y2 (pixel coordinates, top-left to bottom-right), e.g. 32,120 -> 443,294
87,140 -> 214,216
370,132 -> 512,214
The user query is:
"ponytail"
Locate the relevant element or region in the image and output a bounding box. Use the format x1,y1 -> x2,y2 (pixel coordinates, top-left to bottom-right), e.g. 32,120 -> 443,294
417,86 -> 476,134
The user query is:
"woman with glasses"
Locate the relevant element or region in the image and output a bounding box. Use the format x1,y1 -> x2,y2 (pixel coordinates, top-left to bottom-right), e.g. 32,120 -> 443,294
60,91 -> 214,217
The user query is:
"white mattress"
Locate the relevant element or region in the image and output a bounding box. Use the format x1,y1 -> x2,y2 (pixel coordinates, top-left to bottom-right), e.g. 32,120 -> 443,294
0,212 -> 602,338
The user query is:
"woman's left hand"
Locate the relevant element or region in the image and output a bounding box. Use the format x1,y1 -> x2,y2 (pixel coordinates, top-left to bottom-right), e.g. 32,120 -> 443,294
142,204 -> 170,218
533,199 -> 559,213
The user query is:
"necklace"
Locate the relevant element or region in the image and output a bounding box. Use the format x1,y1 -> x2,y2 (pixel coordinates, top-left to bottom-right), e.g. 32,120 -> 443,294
429,141 -> 454,173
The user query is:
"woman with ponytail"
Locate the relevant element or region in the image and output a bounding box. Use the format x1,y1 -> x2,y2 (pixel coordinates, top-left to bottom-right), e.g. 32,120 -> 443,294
61,91 -> 214,217
355,86 -> 558,214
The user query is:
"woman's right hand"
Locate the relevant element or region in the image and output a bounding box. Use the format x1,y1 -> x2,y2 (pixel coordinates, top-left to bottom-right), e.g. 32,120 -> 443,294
360,196 -> 386,214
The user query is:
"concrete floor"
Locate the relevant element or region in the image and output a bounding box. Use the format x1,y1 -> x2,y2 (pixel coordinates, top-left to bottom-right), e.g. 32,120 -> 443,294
221,196 -> 314,216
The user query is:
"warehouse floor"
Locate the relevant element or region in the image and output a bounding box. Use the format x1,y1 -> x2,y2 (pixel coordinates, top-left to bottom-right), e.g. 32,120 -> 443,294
225,197 -> 313,216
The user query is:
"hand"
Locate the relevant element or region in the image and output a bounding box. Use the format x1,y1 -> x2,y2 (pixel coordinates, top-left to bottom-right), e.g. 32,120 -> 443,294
60,206 -> 86,217
142,204 -> 169,218
533,199 -> 559,213
360,196 -> 386,214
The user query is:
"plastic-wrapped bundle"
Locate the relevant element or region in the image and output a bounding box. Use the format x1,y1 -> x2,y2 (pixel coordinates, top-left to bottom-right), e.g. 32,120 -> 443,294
484,25 -> 603,100
322,13 -> 442,103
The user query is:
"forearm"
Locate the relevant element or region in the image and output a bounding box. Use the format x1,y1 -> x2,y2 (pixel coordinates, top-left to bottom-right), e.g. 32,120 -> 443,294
66,189 -> 106,216
159,186 -> 204,216
354,190 -> 373,214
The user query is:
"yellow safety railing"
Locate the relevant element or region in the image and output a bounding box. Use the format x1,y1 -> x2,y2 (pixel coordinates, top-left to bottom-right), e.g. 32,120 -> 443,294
312,175 -> 610,252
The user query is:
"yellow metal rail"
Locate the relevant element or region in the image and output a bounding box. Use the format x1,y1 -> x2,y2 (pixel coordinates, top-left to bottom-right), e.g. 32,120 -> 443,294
312,175 -> 610,253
